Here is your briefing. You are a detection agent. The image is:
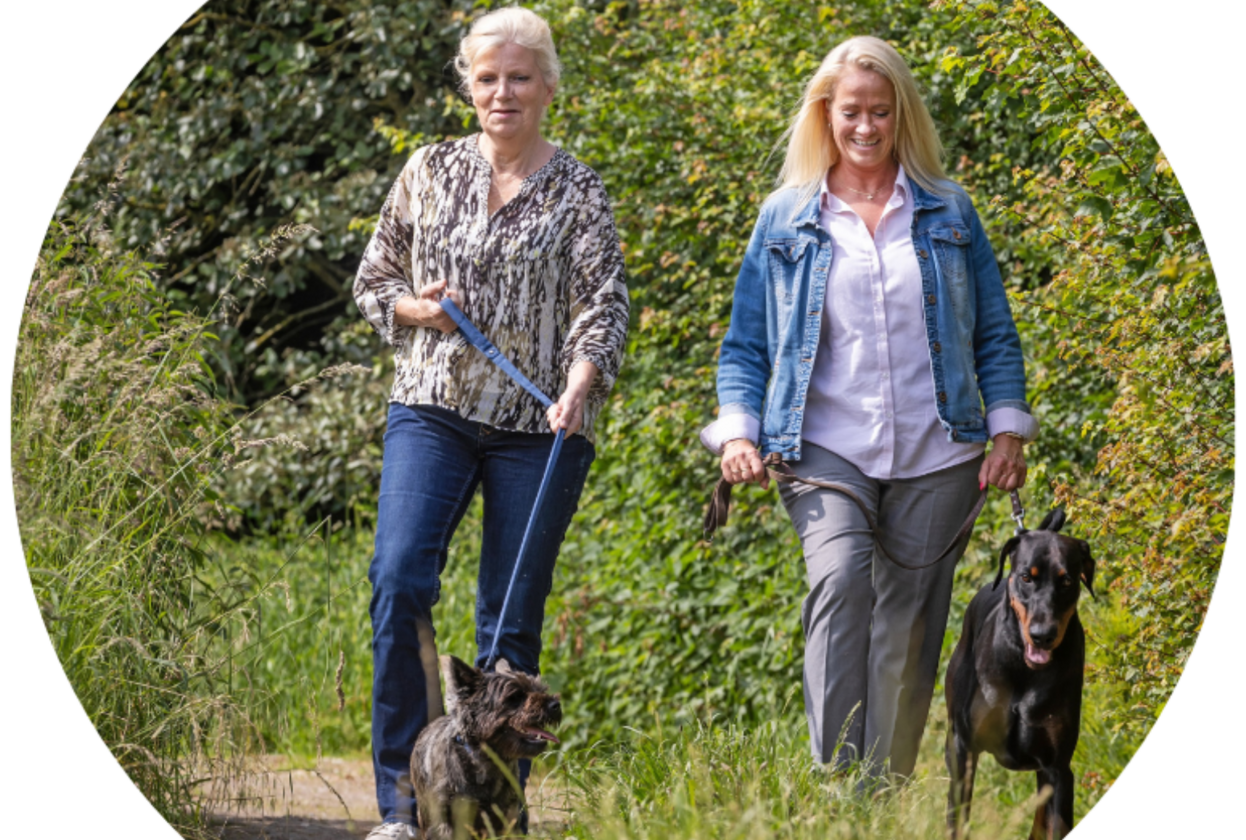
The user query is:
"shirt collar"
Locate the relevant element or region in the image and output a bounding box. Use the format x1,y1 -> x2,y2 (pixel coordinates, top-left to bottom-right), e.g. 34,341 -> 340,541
820,164 -> 910,212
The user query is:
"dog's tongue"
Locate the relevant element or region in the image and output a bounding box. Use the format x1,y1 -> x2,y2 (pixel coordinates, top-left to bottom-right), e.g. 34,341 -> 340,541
523,727 -> 560,744
1025,642 -> 1051,666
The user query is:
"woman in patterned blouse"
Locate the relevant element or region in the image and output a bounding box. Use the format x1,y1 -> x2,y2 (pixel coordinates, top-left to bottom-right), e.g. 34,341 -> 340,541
352,8 -> 628,837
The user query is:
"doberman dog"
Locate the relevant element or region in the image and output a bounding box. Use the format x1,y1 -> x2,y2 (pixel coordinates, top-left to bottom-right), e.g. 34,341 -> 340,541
944,509 -> 1095,840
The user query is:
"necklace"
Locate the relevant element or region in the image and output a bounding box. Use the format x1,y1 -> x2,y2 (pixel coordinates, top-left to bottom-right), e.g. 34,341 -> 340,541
840,183 -> 879,201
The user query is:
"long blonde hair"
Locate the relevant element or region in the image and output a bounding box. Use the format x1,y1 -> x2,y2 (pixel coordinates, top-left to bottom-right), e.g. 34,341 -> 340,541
776,36 -> 948,203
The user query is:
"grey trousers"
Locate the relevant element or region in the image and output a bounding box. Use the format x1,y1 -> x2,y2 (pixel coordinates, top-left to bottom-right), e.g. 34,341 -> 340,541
778,443 -> 984,777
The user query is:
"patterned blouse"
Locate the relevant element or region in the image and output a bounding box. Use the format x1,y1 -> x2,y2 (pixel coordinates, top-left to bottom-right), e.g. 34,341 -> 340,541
354,135 -> 630,443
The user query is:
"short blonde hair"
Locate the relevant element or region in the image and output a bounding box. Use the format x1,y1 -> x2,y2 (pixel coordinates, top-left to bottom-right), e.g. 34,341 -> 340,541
454,7 -> 562,96
777,36 -> 948,200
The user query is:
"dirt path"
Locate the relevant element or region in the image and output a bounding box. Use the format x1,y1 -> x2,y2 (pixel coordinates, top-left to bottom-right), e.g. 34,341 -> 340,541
206,756 -> 572,840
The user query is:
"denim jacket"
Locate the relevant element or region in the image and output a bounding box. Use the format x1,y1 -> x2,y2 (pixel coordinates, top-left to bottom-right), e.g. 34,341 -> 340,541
711,177 -> 1033,462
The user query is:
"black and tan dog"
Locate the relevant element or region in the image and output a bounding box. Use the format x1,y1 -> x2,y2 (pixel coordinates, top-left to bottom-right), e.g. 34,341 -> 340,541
410,655 -> 561,839
945,509 -> 1095,840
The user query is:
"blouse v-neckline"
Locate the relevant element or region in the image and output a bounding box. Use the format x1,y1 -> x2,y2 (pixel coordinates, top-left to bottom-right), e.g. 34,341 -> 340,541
470,134 -> 564,222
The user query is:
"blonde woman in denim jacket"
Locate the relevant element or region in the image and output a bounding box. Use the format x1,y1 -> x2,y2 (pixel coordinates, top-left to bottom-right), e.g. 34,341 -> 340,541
701,36 -> 1035,780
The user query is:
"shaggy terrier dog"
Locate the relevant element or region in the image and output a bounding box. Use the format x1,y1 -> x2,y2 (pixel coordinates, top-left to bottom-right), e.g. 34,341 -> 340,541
410,656 -> 562,839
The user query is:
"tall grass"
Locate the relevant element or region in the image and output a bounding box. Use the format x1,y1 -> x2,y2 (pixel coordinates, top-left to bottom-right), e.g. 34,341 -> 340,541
195,494 -> 488,758
11,195 -> 316,835
541,671 -> 1134,839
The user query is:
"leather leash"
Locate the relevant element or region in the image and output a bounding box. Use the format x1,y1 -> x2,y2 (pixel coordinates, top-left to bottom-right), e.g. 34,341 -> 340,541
704,451 -> 992,571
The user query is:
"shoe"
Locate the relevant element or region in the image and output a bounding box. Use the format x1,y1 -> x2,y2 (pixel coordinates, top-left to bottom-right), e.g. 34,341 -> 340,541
366,822 -> 417,839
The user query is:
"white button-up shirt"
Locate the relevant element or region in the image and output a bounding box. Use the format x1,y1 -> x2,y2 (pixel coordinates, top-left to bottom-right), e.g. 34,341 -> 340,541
802,167 -> 985,479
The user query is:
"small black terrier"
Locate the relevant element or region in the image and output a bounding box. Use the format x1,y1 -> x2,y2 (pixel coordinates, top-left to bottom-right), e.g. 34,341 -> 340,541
410,655 -> 562,839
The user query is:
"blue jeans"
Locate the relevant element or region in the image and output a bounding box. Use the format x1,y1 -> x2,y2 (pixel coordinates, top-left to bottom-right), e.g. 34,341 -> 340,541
369,402 -> 595,825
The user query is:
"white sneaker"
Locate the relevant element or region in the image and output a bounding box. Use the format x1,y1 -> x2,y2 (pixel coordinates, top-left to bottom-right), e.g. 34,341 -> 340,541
366,822 -> 417,839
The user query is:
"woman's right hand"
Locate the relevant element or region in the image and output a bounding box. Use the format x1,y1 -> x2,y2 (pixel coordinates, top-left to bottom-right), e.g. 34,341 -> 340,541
721,438 -> 769,490
394,280 -> 461,333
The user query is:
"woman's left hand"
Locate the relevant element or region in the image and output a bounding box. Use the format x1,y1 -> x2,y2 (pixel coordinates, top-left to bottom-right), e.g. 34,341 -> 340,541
548,360 -> 599,436
979,434 -> 1027,492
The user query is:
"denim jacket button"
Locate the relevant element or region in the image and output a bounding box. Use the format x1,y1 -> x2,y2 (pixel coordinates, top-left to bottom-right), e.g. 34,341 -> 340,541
918,249 -> 929,259
927,294 -> 937,305
952,229 -> 962,240
938,391 -> 947,403
933,341 -> 942,353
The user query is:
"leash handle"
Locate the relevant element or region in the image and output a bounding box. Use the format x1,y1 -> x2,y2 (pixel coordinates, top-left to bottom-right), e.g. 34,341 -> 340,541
1010,489 -> 1026,534
437,296 -> 562,671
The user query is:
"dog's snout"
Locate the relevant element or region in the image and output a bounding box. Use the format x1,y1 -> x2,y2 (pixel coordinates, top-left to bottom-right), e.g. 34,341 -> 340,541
546,696 -> 562,717
1029,622 -> 1058,648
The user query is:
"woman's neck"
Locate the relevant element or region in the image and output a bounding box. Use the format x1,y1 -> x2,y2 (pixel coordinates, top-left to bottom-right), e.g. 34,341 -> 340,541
477,131 -> 553,180
829,160 -> 899,197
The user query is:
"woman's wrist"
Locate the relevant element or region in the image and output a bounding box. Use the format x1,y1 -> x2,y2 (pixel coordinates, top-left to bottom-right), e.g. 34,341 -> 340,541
393,294 -> 425,328
564,360 -> 599,399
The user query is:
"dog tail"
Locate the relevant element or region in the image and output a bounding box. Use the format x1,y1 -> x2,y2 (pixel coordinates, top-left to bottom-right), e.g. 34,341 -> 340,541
415,615 -> 444,721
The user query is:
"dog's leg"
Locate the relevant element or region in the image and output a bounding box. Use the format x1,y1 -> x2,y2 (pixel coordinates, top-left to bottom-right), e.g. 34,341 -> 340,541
945,731 -> 976,838
1029,771 -> 1056,840
1048,765 -> 1075,839
1028,766 -> 1074,840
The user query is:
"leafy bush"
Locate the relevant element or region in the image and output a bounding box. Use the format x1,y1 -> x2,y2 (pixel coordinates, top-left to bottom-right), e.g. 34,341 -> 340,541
62,0 -> 475,400
216,319 -> 391,533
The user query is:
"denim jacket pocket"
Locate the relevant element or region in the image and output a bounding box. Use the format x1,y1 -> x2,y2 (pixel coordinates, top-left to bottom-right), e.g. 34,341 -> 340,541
764,237 -> 810,335
928,224 -> 974,329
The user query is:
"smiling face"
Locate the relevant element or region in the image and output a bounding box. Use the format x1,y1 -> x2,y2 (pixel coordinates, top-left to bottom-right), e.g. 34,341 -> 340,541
470,42 -> 555,146
825,66 -> 897,176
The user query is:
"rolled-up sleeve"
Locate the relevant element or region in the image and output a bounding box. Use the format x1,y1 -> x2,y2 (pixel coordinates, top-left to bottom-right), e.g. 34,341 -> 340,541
354,156 -> 420,348
559,173 -> 630,402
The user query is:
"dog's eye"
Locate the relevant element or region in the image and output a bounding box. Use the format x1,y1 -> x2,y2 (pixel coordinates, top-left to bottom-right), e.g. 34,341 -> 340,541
1060,576 -> 1074,587
1020,573 -> 1033,583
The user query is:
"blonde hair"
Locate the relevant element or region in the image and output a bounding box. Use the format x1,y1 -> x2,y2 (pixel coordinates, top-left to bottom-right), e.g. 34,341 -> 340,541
454,7 -> 562,96
776,36 -> 948,202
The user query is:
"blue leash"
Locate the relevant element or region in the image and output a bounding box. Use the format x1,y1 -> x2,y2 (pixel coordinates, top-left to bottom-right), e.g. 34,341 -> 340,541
438,298 -> 566,671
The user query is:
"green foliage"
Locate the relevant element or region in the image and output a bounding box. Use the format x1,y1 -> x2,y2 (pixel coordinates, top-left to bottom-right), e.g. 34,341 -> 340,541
217,320 -> 393,532
62,0 -> 474,400
938,0 -> 1231,736
12,199 -> 247,835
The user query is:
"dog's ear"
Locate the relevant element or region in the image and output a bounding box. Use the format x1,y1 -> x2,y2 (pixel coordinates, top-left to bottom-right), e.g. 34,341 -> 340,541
1038,508 -> 1066,533
441,655 -> 482,712
495,658 -> 514,676
993,536 -> 1021,590
1076,538 -> 1097,600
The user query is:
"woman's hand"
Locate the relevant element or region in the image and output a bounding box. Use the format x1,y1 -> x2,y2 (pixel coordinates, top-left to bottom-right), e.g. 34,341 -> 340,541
721,438 -> 769,490
548,360 -> 599,435
394,280 -> 461,333
979,434 -> 1027,492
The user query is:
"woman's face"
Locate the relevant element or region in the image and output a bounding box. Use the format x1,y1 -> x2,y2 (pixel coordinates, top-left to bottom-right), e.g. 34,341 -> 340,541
826,67 -> 897,174
470,42 -> 555,146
